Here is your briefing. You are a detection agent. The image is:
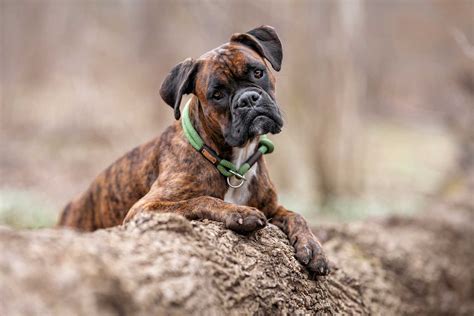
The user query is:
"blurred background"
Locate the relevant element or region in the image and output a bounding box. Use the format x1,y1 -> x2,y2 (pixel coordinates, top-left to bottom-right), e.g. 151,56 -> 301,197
1,0 -> 473,228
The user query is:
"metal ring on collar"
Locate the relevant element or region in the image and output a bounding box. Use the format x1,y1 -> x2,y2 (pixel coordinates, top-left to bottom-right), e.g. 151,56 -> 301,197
227,176 -> 245,188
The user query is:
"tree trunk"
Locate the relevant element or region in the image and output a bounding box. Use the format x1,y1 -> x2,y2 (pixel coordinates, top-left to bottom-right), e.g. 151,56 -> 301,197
1,191 -> 473,315
314,0 -> 366,205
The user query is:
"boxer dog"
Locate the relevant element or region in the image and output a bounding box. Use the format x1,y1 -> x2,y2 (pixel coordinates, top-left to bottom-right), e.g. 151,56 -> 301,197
58,25 -> 329,276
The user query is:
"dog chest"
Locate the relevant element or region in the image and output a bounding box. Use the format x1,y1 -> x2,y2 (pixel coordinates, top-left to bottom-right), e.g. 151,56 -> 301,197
224,141 -> 258,205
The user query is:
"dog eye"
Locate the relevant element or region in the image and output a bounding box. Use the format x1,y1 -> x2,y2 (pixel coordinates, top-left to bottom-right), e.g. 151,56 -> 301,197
254,69 -> 264,79
212,91 -> 223,100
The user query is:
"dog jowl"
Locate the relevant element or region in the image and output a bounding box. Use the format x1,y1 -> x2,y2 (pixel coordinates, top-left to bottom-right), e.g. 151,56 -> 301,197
58,25 -> 330,276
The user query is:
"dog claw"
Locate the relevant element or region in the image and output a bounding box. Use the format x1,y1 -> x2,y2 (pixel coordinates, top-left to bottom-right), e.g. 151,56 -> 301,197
238,218 -> 243,225
257,219 -> 264,227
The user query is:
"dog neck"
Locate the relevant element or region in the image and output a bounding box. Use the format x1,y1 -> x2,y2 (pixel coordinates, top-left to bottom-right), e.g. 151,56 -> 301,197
187,97 -> 233,160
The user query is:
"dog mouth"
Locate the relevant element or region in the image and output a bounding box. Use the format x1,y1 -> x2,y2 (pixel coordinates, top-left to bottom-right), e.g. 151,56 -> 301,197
225,107 -> 283,147
249,114 -> 282,136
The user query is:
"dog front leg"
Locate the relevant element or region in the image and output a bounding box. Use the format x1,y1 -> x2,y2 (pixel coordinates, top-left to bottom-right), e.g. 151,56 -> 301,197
124,195 -> 267,234
270,206 -> 330,276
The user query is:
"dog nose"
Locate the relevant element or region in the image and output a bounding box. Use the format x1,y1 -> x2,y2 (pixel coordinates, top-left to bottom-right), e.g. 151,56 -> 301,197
237,91 -> 261,108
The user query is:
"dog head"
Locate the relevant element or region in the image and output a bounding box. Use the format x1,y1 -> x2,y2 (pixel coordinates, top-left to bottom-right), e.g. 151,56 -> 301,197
160,25 -> 283,147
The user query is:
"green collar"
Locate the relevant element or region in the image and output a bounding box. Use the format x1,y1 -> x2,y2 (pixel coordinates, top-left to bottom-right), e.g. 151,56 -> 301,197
181,99 -> 274,188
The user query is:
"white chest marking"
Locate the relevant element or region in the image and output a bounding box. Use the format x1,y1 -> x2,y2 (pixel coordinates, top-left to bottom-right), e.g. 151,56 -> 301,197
224,140 -> 258,205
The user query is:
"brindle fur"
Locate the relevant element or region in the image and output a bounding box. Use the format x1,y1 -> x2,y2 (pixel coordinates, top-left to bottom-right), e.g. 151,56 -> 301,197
58,26 -> 329,275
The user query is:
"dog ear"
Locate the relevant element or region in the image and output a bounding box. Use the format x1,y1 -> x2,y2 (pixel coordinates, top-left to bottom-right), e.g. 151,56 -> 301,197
160,58 -> 198,120
230,25 -> 283,71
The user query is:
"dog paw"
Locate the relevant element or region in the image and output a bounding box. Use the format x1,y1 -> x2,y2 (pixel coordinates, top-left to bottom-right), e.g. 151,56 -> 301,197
224,206 -> 267,234
291,231 -> 330,276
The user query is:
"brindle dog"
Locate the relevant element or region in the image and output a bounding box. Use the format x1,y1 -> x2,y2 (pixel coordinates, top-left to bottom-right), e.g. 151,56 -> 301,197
58,25 -> 329,276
